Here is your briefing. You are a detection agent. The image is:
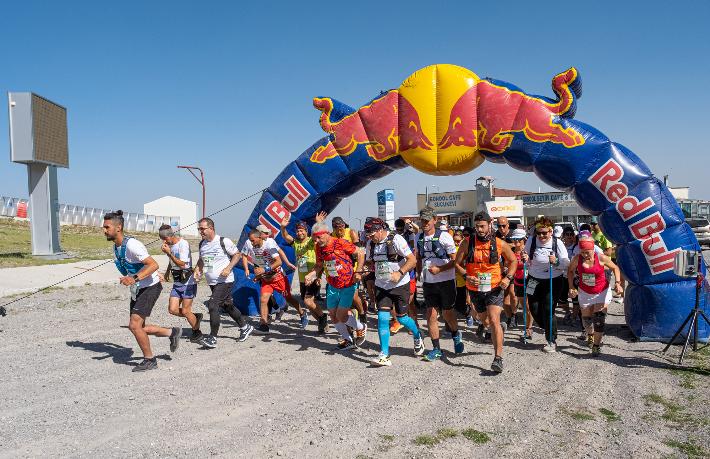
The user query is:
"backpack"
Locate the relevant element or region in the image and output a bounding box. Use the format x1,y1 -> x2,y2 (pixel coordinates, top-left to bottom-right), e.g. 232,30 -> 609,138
417,230 -> 449,260
199,236 -> 226,254
113,237 -> 144,276
369,233 -> 404,263
465,234 -> 499,265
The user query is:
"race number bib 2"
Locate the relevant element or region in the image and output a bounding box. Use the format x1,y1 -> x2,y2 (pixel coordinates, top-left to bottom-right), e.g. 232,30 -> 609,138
298,256 -> 309,273
325,260 -> 339,277
582,273 -> 596,287
478,273 -> 492,292
203,255 -> 215,273
526,278 -> 538,295
375,261 -> 392,281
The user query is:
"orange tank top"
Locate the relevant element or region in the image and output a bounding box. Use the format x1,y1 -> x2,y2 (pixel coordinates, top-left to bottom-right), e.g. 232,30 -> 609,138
465,236 -> 503,292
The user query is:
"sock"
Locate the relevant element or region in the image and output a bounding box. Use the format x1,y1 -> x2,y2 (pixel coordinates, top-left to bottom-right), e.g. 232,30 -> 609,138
432,338 -> 440,350
377,311 -> 391,356
345,314 -> 364,330
334,322 -> 352,341
397,314 -> 421,340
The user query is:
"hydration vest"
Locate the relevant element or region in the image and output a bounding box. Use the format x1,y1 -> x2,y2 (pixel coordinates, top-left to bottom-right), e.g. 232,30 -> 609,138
466,234 -> 499,265
369,233 -> 404,263
417,230 -> 449,260
113,237 -> 144,276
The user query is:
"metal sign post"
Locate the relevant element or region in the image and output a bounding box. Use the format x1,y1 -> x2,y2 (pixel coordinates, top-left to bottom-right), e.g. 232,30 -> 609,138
8,92 -> 69,258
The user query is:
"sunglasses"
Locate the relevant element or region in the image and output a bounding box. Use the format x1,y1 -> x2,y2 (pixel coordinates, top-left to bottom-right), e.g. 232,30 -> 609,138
536,230 -> 551,236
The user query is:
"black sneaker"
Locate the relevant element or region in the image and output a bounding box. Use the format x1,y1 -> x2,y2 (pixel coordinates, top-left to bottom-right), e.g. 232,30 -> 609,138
317,313 -> 328,334
255,323 -> 270,334
238,324 -> 254,342
200,334 -> 217,349
189,329 -> 203,343
336,339 -> 356,350
491,356 -> 504,373
132,358 -> 157,372
169,327 -> 182,352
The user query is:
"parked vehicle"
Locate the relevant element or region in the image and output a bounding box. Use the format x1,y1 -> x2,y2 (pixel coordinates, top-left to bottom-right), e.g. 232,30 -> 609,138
686,218 -> 710,247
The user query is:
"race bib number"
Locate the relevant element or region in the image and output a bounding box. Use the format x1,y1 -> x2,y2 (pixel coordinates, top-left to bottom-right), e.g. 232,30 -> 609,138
325,260 -> 338,277
298,256 -> 309,273
526,278 -> 538,295
478,273 -> 492,292
255,254 -> 267,267
375,261 -> 392,281
203,255 -> 215,273
582,273 -> 596,287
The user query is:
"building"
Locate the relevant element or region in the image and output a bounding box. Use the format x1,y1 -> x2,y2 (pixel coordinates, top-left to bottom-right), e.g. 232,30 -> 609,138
144,196 -> 198,236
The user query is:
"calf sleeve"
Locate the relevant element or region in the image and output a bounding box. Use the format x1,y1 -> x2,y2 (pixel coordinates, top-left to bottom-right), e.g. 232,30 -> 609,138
397,314 -> 421,340
593,311 -> 606,333
377,311 -> 391,356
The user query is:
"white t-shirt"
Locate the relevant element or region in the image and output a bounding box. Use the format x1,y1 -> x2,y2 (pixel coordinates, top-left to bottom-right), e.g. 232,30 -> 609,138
417,230 -> 457,283
119,238 -> 159,289
200,234 -> 238,285
365,234 -> 412,290
242,238 -> 280,273
525,237 -> 570,279
170,238 -> 195,286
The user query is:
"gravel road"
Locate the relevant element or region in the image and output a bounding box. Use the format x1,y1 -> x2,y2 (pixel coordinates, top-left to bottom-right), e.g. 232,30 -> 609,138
0,283 -> 708,458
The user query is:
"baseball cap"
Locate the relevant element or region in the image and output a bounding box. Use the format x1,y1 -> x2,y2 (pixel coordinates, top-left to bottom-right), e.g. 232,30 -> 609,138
419,206 -> 436,221
553,225 -> 563,238
256,224 -> 271,235
365,217 -> 386,232
510,228 -> 527,240
332,216 -> 346,227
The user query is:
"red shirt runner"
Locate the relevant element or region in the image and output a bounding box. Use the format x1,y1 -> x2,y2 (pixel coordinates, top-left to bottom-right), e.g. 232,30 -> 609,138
315,238 -> 358,289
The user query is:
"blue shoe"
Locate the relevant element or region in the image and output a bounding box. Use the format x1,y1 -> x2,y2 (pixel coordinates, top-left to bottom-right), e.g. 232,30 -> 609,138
453,332 -> 464,354
424,348 -> 442,361
466,315 -> 474,327
300,310 -> 309,329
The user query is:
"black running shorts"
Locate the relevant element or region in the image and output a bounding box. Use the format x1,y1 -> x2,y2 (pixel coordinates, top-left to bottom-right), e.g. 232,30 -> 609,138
469,287 -> 504,314
375,284 -> 410,315
422,279 -> 457,310
130,282 -> 163,318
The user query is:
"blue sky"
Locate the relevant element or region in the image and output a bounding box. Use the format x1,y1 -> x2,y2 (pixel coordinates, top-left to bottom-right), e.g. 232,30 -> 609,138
2,1 -> 709,236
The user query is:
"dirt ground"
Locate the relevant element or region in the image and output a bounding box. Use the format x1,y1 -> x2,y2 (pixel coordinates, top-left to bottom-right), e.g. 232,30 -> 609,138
0,283 -> 708,458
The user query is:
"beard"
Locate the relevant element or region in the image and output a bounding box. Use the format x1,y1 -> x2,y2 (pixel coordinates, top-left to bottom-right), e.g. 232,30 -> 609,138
105,234 -> 115,241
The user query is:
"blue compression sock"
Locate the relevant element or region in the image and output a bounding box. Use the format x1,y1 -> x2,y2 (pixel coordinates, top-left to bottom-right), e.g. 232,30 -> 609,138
377,311 -> 391,356
397,314 -> 421,340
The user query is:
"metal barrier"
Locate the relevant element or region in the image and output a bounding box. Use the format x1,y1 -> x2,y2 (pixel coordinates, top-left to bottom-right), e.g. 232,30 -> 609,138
1,196 -> 181,234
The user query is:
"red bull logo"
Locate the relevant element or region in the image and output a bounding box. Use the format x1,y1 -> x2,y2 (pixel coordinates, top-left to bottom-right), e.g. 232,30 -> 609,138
310,91 -> 432,164
439,68 -> 585,154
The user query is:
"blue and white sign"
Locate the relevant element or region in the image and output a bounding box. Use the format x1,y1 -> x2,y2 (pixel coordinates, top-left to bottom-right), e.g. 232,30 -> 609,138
377,189 -> 395,228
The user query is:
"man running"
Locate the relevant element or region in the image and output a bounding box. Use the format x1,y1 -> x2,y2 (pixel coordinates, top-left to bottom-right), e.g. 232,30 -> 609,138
306,221 -> 367,350
393,218 -> 420,333
158,224 -> 202,342
280,214 -> 329,332
104,210 -> 180,372
456,211 -> 517,373
193,218 -> 253,348
365,218 -> 424,366
243,229 -> 303,334
416,206 -> 462,361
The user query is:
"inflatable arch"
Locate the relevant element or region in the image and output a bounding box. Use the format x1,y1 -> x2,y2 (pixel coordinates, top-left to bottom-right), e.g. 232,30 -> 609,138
239,64 -> 708,342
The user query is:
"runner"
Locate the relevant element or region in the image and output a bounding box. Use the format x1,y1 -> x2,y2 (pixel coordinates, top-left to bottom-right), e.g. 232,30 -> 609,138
158,224 -> 202,342
193,218 -> 253,348
392,218 -> 420,333
456,211 -> 517,373
256,224 -> 298,273
510,229 -> 533,341
331,216 -> 368,329
280,214 -> 329,333
568,236 -> 623,356
306,222 -> 367,350
416,206 -> 462,361
365,218 -> 424,366
452,230 -> 475,328
242,229 -> 303,334
103,210 -> 180,372
524,216 -> 570,353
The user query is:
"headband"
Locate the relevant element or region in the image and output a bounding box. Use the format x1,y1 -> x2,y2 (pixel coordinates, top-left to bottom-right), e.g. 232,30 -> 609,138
579,239 -> 595,251
312,230 -> 329,237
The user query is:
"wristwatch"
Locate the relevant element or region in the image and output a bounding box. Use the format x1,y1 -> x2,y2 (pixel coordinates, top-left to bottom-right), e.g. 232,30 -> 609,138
397,269 -> 405,276
506,273 -> 515,281
132,274 -> 139,282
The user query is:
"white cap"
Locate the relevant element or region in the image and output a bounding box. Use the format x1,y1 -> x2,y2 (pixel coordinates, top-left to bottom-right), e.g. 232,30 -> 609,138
256,224 -> 271,235
510,228 -> 527,240
553,225 -> 563,238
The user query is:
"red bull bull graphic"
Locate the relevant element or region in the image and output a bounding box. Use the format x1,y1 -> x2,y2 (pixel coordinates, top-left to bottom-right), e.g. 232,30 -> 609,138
241,63 -> 707,343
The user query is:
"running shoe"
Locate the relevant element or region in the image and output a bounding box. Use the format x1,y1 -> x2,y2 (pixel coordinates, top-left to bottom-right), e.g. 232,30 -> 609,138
466,315 -> 474,327
255,323 -> 270,334
275,305 -> 287,321
491,356 -> 504,373
586,335 -> 594,349
424,348 -> 443,361
355,324 -> 368,347
390,321 -> 404,334
317,314 -> 328,334
453,331 -> 464,354
336,339 -> 356,350
591,344 -> 601,357
189,329 -> 203,343
132,358 -> 157,372
372,353 -> 392,367
413,337 -> 425,356
169,327 -> 182,352
238,324 -> 254,342
194,312 -> 203,329
542,342 -> 557,353
300,310 -> 309,329
200,335 -> 217,349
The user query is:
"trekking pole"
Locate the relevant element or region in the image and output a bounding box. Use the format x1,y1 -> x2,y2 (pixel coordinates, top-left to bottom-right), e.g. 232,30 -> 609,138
549,258 -> 554,344
522,262 -> 528,343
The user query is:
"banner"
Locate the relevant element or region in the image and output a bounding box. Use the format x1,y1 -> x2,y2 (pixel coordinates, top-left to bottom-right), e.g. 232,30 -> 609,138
485,200 -> 523,217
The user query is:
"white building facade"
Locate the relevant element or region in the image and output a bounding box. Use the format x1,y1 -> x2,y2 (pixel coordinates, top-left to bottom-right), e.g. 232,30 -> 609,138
144,196 -> 198,237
